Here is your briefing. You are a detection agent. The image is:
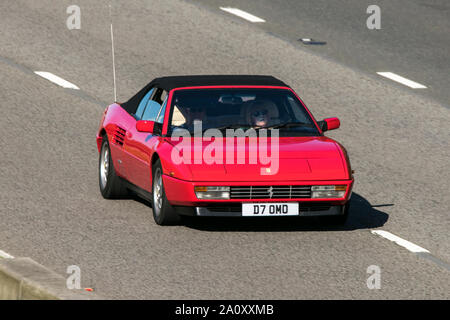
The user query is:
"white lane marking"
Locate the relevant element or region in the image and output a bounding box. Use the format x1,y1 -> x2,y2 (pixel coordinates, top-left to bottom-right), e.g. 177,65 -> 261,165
220,7 -> 266,23
34,71 -> 80,90
371,230 -> 430,253
0,249 -> 14,259
376,72 -> 427,89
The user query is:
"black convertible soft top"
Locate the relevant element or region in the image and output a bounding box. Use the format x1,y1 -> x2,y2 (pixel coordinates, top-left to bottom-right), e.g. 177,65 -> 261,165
121,75 -> 289,114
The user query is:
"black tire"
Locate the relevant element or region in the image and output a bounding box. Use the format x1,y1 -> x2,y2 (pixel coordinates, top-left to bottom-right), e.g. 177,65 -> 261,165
151,159 -> 180,225
322,202 -> 350,225
98,135 -> 128,199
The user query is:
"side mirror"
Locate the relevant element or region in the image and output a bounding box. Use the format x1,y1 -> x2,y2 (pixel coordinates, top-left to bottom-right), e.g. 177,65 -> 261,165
136,120 -> 155,133
318,117 -> 340,132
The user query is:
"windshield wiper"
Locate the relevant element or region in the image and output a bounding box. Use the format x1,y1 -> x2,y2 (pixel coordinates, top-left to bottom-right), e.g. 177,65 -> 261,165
215,124 -> 254,131
268,122 -> 315,129
188,123 -> 315,133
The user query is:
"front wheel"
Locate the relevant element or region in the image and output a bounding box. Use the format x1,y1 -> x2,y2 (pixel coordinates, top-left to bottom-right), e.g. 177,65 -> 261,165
99,135 -> 128,199
151,160 -> 180,225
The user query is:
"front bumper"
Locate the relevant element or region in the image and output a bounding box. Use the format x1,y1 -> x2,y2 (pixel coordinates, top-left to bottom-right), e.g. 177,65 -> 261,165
163,175 -> 354,207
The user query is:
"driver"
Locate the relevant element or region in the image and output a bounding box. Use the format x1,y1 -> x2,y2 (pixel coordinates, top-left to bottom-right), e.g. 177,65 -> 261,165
245,100 -> 276,127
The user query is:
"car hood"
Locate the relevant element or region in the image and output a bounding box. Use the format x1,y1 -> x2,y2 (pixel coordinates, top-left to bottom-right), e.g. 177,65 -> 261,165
166,136 -> 348,181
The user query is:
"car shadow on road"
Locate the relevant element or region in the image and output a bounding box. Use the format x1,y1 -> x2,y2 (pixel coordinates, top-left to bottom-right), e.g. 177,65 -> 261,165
180,193 -> 389,232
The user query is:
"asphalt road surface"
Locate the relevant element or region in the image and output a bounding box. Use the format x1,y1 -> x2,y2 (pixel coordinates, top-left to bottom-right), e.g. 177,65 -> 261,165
0,0 -> 449,299
197,0 -> 450,108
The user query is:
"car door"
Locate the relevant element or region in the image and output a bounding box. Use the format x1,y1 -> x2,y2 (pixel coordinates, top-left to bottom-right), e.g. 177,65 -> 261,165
123,88 -> 168,191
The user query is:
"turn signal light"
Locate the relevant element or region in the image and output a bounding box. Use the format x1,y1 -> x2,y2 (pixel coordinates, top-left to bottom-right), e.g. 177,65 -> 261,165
194,186 -> 230,199
311,185 -> 347,198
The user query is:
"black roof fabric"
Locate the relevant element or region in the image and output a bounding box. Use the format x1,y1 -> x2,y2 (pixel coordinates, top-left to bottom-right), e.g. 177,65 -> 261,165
152,75 -> 288,91
121,75 -> 288,114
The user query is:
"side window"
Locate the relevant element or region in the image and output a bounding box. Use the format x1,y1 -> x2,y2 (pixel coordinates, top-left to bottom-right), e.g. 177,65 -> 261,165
156,97 -> 168,124
158,90 -> 168,105
141,88 -> 167,122
135,88 -> 155,120
142,100 -> 162,121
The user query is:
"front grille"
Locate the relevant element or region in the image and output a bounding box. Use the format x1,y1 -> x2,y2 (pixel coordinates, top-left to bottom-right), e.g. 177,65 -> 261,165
303,203 -> 332,211
230,185 -> 312,199
203,203 -> 332,214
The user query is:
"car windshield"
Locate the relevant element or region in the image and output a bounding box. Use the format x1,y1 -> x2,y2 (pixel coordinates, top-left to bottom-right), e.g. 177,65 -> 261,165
169,88 -> 320,136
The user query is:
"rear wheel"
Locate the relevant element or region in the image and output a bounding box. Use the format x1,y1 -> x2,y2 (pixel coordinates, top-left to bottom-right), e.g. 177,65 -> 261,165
99,136 -> 127,199
151,160 -> 180,225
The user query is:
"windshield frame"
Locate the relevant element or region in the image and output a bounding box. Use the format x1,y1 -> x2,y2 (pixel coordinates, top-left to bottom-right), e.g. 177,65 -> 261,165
161,85 -> 322,137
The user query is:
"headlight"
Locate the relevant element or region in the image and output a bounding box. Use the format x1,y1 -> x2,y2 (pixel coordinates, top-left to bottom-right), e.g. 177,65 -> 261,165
311,185 -> 346,198
194,186 -> 230,199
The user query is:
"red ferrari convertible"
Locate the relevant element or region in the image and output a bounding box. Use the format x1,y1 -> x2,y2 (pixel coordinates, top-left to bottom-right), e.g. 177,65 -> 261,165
97,75 -> 353,225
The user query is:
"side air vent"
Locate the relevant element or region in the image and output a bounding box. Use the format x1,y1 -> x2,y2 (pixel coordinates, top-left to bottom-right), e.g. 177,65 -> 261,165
113,126 -> 126,146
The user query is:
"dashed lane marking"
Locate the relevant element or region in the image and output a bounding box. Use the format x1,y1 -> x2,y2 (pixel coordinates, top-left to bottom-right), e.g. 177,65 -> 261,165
220,7 -> 266,23
34,71 -> 80,90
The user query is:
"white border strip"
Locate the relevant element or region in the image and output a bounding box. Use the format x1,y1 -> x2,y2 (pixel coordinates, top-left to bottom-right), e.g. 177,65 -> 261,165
377,72 -> 427,89
34,71 -> 80,90
371,230 -> 430,253
0,249 -> 14,259
220,7 -> 266,23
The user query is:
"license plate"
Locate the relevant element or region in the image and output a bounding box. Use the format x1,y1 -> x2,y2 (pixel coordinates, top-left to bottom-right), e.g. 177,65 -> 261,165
242,203 -> 299,216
